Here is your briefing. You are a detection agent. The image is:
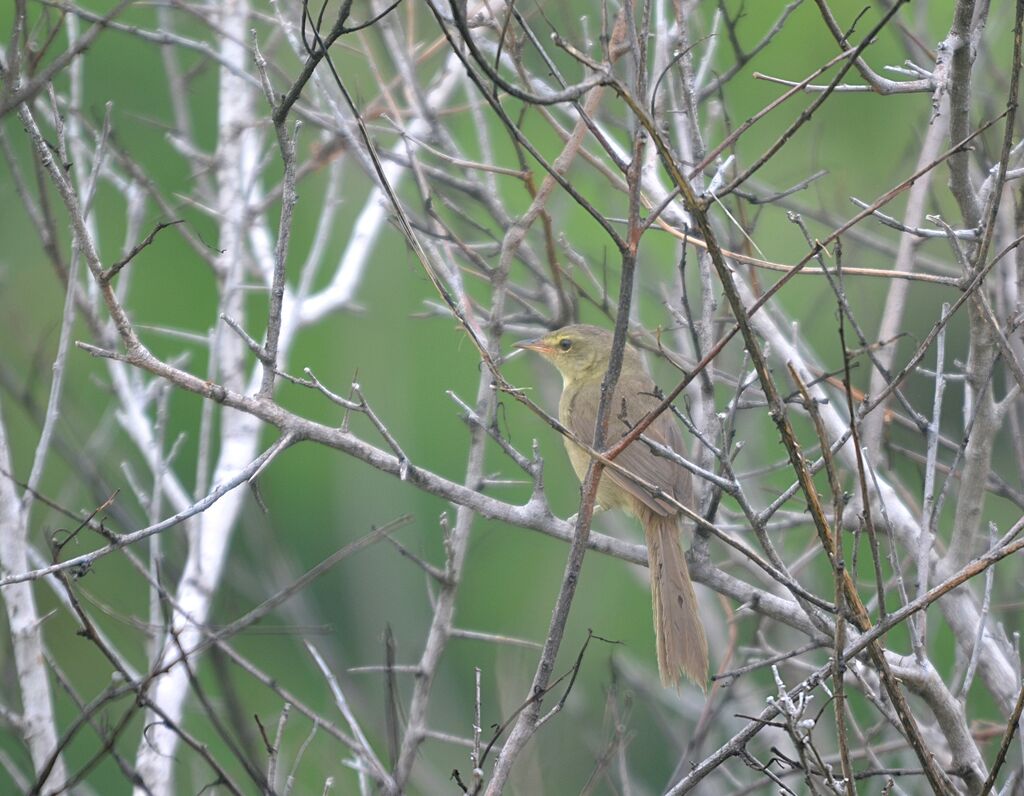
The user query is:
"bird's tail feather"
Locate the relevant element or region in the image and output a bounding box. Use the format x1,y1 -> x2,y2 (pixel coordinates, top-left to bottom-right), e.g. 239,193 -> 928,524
644,512 -> 708,689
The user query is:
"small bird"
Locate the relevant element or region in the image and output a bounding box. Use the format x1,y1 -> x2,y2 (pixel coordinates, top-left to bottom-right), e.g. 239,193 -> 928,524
515,324 -> 708,688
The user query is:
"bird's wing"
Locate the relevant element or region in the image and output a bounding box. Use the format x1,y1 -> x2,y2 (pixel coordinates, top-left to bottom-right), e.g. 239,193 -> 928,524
567,377 -> 692,517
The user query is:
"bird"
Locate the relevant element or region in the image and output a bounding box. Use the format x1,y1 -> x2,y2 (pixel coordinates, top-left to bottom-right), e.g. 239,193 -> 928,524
515,324 -> 708,688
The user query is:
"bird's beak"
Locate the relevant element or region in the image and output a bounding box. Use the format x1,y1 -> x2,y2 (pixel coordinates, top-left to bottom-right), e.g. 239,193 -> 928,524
513,336 -> 554,355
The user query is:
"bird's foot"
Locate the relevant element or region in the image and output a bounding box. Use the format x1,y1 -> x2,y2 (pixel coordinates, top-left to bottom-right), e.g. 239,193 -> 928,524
567,504 -> 605,526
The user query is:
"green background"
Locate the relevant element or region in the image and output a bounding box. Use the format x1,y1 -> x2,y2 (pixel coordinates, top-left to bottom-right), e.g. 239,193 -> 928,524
1,1 -> 1019,792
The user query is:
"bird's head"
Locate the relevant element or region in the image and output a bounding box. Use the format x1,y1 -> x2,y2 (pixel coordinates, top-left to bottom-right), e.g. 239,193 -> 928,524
513,324 -> 620,384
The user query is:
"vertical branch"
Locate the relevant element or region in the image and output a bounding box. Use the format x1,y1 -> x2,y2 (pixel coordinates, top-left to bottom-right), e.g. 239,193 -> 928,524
941,297 -> 999,568
486,13 -> 649,791
0,405 -> 67,790
0,5 -> 69,789
859,106 -> 947,456
942,0 -> 1023,577
918,303 -> 951,651
254,35 -> 300,398
392,373 -> 495,791
134,2 -> 264,792
787,366 -> 854,796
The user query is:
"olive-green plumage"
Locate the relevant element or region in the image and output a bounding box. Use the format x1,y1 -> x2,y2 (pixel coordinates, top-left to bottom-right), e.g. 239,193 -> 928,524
516,324 -> 709,688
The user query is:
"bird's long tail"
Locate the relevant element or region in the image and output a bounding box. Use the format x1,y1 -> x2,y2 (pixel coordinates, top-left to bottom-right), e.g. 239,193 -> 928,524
644,512 -> 708,688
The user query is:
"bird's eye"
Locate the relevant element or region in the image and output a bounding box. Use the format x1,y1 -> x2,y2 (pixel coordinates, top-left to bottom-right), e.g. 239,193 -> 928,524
558,338 -> 573,351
